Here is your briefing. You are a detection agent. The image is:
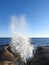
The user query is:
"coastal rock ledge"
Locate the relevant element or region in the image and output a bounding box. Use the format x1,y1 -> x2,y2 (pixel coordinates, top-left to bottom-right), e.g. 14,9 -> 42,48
0,44 -> 49,65
30,46 -> 49,65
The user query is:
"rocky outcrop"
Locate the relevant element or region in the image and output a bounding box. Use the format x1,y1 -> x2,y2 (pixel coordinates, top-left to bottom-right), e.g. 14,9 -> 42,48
0,45 -> 15,65
0,44 -> 49,65
0,44 -> 25,65
30,46 -> 49,65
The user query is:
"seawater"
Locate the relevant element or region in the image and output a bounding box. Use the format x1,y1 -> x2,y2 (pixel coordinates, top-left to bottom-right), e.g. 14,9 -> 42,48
30,38 -> 49,47
0,38 -> 49,47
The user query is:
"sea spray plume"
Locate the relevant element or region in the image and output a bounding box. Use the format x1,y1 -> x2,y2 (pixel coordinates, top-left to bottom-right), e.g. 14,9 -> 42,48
10,32 -> 34,62
9,15 -> 28,34
9,15 -> 34,62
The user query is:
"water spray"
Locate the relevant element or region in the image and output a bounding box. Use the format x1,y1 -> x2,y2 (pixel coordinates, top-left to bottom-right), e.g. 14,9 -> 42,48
10,32 -> 34,63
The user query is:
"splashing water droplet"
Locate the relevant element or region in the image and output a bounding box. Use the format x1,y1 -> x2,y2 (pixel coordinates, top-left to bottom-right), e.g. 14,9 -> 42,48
10,32 -> 34,62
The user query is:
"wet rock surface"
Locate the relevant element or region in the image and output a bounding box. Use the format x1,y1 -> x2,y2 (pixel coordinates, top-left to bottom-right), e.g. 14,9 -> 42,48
30,46 -> 49,65
0,44 -> 49,65
0,44 -> 26,65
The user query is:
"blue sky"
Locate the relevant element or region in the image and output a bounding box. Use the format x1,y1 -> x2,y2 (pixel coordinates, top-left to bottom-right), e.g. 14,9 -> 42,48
0,0 -> 49,37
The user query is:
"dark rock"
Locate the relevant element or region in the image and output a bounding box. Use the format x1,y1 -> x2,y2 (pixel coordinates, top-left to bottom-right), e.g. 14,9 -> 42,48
30,46 -> 49,65
0,44 -> 49,65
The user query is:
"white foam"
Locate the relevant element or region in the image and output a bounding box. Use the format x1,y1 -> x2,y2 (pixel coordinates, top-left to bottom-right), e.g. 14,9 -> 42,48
10,32 -> 34,62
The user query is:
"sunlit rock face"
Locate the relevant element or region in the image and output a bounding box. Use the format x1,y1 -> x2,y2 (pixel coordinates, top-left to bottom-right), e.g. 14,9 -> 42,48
10,32 -> 34,63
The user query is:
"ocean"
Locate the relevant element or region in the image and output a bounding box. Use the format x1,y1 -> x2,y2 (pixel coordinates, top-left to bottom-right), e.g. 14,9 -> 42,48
0,38 -> 49,47
31,38 -> 49,47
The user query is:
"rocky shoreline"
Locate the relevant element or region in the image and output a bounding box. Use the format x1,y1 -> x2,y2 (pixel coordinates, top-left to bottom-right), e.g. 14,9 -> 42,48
0,44 -> 49,65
